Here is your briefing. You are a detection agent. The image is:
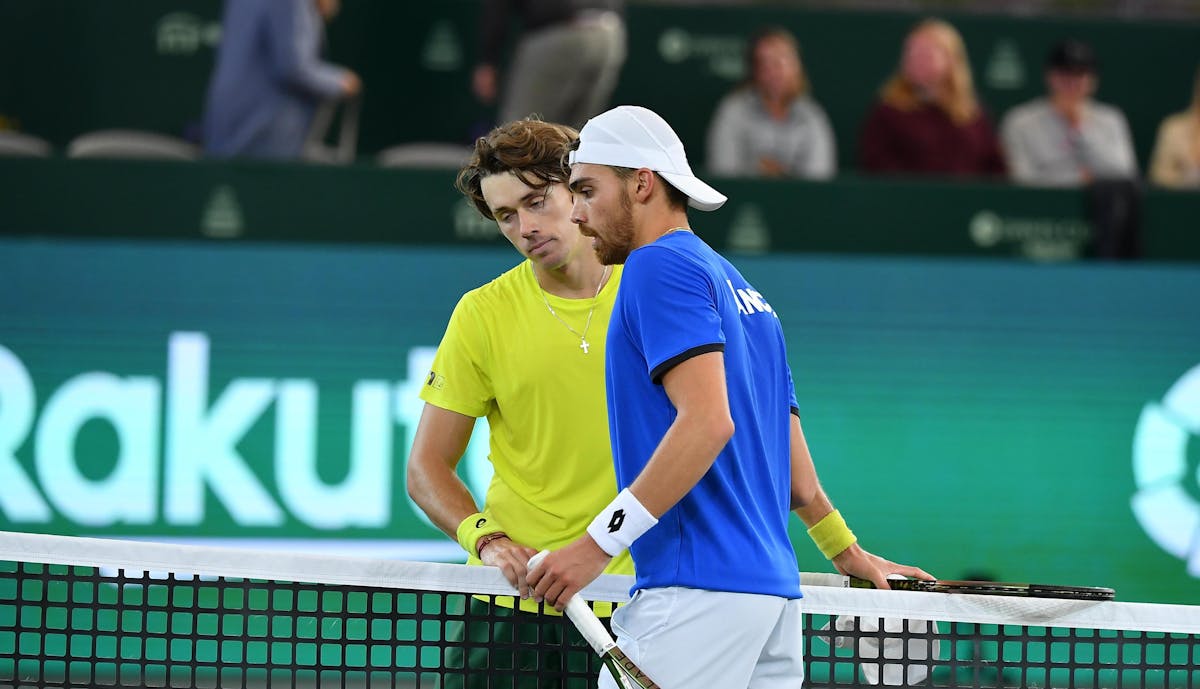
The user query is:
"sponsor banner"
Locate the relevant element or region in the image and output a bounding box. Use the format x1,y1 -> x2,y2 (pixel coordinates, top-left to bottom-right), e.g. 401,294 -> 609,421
2,238 -> 1198,602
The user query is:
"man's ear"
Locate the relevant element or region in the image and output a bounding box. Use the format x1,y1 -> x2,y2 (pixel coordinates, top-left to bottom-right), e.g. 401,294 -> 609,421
633,168 -> 656,203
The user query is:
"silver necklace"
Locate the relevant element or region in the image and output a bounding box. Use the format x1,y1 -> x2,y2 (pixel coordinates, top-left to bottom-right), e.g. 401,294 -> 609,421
538,266 -> 610,354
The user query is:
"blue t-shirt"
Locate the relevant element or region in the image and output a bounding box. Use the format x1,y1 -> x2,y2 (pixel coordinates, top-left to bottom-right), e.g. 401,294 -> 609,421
606,231 -> 801,599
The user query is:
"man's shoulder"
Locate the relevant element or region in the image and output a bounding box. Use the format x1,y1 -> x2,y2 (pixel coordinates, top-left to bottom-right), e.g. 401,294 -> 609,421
792,95 -> 828,119
713,88 -> 758,119
1087,101 -> 1130,126
628,235 -> 707,266
446,262 -> 530,331
454,261 -> 529,317
1158,110 -> 1194,137
1002,98 -> 1053,129
624,235 -> 722,289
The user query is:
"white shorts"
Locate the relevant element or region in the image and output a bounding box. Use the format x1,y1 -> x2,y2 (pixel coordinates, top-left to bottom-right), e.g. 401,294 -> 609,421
599,587 -> 804,689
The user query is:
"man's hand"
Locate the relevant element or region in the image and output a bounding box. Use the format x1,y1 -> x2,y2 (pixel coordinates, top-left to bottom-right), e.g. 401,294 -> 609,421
1052,98 -> 1085,129
341,70 -> 362,97
831,543 -> 934,590
472,64 -> 497,104
526,536 -> 611,611
479,537 -> 538,599
758,157 -> 786,177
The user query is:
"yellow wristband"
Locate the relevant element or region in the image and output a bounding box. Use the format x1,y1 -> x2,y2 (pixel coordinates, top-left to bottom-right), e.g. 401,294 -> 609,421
456,512 -> 505,558
807,509 -> 857,560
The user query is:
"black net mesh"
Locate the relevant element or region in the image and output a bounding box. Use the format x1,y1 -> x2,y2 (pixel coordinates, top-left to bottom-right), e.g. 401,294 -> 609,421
3,548 -> 1199,689
1,561 -> 604,689
803,612 -> 1200,689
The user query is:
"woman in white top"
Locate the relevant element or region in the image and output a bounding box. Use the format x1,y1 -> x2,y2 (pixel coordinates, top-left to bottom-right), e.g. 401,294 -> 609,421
705,26 -> 836,180
1149,67 -> 1200,189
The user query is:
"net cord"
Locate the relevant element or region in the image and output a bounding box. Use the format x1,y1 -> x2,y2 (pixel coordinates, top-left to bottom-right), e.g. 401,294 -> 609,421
2,530 -> 1197,635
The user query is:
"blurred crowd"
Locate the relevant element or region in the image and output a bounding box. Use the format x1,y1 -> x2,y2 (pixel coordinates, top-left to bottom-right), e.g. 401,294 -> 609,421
196,0 -> 1199,192
711,19 -> 1199,190
3,0 -> 1197,195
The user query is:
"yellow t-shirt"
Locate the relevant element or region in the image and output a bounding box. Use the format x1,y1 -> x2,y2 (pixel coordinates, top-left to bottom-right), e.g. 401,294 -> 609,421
419,260 -> 633,611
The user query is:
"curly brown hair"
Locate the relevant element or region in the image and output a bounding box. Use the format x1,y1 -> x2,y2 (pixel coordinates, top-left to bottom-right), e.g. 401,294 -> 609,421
455,119 -> 579,219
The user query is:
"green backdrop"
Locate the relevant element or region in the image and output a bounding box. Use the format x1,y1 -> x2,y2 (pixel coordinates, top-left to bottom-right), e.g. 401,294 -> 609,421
2,237 -> 1197,604
4,157 -> 1200,261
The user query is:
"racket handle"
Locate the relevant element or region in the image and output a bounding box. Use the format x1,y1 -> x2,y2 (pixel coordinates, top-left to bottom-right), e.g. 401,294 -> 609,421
527,550 -> 618,657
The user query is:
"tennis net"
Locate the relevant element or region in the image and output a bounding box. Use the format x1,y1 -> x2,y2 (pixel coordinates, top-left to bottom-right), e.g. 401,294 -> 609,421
2,531 -> 1198,688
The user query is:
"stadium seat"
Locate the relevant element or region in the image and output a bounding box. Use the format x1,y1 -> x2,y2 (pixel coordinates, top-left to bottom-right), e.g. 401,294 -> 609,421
376,142 -> 473,169
303,96 -> 361,165
66,129 -> 200,160
0,130 -> 53,157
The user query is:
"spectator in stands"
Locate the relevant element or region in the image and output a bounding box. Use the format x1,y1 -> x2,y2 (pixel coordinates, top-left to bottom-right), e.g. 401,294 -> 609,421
1000,39 -> 1137,186
705,26 -> 836,180
203,0 -> 361,160
1149,66 -> 1200,189
472,0 -> 625,130
859,18 -> 1005,177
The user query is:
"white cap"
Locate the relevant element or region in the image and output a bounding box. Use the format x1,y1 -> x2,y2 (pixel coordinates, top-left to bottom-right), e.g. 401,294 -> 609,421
569,105 -> 727,212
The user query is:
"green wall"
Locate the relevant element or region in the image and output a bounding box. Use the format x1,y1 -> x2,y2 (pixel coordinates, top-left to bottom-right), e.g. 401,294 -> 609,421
2,237 -> 1198,604
4,157 -> 1200,261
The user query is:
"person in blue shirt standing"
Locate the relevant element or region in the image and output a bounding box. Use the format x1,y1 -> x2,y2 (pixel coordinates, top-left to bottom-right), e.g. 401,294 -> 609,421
203,0 -> 360,159
528,105 -> 932,688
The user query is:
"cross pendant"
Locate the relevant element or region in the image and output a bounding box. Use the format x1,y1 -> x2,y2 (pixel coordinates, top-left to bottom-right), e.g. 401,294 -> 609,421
580,338 -> 590,354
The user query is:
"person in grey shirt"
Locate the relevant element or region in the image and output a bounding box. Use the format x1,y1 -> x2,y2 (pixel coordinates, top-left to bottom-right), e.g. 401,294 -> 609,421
1000,39 -> 1137,186
706,26 -> 836,180
473,0 -> 625,130
203,0 -> 360,160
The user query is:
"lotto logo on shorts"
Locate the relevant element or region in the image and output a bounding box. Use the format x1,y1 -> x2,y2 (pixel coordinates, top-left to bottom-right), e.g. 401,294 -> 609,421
425,371 -> 446,390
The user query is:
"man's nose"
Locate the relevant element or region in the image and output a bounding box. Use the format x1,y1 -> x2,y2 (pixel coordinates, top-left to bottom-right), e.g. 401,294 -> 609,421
518,209 -> 537,237
570,198 -> 586,225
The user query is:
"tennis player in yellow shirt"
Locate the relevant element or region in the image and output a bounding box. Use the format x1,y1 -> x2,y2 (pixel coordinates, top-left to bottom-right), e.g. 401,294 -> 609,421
406,118 -> 632,687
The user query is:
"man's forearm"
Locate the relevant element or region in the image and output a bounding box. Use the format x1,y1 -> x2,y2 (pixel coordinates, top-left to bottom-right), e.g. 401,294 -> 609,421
628,411 -> 732,517
406,460 -> 481,540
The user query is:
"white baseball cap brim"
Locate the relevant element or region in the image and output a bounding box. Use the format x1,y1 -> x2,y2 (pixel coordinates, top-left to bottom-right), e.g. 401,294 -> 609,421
569,105 -> 727,212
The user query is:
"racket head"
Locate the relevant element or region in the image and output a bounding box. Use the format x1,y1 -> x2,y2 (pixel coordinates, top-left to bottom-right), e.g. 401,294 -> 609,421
850,576 -> 1115,601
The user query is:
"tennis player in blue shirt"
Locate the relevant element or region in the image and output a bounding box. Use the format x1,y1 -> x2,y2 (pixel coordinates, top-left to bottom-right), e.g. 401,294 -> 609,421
528,105 -> 932,688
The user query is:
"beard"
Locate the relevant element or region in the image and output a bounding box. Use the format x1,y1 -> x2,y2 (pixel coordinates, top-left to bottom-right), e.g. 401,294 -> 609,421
587,189 -> 637,265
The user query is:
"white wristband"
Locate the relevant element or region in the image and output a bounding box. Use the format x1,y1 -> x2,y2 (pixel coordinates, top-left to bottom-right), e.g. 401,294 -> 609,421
586,488 -> 658,556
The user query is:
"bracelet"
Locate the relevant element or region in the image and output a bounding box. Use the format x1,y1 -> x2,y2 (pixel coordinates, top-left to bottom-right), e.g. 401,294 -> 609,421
807,509 -> 857,560
456,512 -> 505,558
586,488 -> 658,557
474,532 -> 509,558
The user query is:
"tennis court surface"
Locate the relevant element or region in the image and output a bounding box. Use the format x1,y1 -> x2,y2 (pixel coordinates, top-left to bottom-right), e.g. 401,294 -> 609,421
3,531 -> 1197,688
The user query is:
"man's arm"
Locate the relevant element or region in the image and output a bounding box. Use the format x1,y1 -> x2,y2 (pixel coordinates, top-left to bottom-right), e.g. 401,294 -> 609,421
528,351 -> 733,609
472,0 -> 513,104
794,104 -> 837,180
705,96 -> 749,176
265,0 -> 355,99
406,403 -> 537,595
788,413 -> 934,588
626,351 -> 734,515
406,403 -> 479,537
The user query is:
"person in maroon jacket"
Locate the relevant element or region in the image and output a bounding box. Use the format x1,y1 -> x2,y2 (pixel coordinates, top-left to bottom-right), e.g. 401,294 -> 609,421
859,18 -> 1005,177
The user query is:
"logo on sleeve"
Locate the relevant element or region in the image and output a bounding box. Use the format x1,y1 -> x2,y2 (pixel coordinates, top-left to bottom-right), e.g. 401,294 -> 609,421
475,517 -> 487,528
726,280 -> 777,318
426,370 -> 446,390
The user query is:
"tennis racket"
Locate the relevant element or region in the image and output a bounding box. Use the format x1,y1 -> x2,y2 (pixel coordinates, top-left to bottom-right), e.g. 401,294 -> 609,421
527,551 -> 660,689
840,575 -> 1115,601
